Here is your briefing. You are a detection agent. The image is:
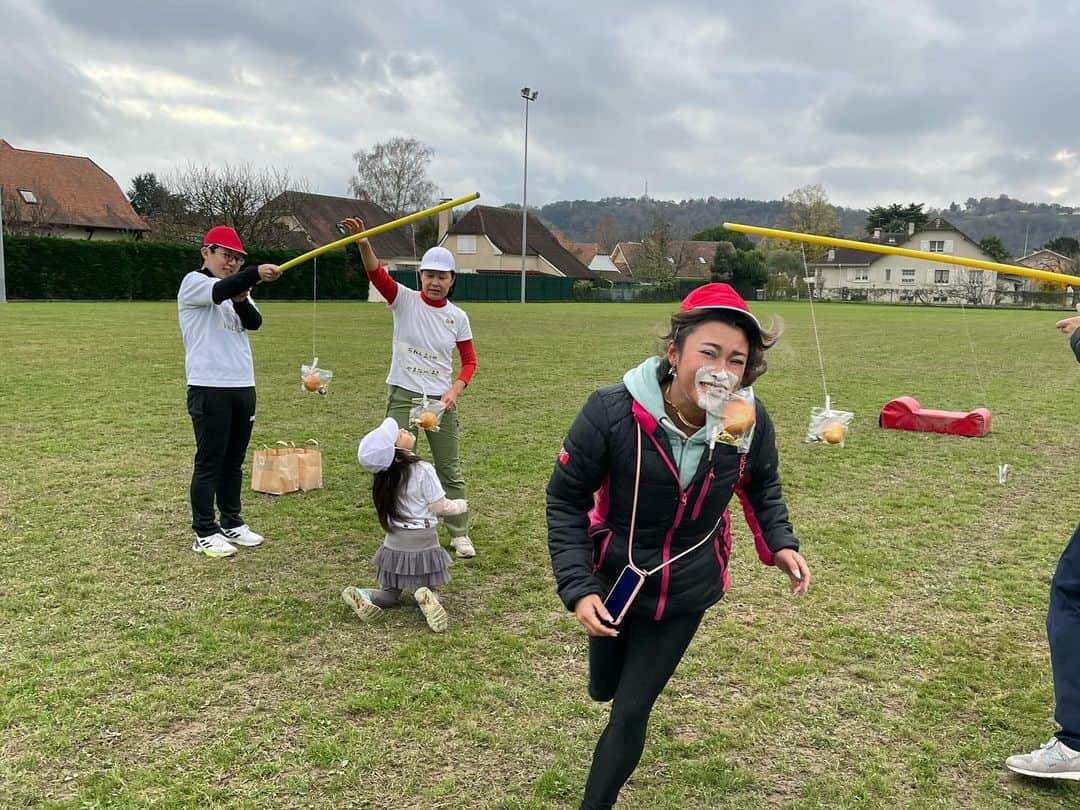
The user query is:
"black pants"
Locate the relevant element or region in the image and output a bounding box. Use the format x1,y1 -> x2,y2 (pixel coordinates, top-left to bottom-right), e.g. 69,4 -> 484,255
580,609 -> 704,810
187,386 -> 256,536
1049,523 -> 1080,749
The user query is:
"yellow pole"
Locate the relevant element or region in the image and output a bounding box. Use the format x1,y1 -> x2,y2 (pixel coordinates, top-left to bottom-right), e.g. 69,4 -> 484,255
278,192 -> 480,273
723,221 -> 1080,288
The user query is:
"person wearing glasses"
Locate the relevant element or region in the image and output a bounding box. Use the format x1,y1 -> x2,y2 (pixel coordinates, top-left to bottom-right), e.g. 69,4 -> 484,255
178,225 -> 282,559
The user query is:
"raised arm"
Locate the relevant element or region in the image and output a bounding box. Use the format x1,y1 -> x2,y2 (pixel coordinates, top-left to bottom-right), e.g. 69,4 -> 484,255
340,217 -> 398,303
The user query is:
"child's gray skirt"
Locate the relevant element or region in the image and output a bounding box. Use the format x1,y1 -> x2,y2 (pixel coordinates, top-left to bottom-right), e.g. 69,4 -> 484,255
372,526 -> 453,591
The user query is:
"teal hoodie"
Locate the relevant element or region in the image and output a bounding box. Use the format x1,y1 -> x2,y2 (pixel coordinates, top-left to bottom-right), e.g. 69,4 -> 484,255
622,356 -> 710,489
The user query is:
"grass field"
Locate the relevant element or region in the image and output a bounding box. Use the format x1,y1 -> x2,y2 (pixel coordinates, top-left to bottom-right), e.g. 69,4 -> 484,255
3,299 -> 1080,809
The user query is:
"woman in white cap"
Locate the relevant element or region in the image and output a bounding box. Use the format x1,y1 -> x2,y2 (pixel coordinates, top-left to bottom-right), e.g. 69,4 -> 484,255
339,217 -> 478,559
547,283 -> 811,809
343,417 -> 467,632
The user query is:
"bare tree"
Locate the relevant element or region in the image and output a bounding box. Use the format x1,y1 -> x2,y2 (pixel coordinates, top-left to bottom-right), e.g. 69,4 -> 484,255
591,216 -> 621,253
161,162 -> 309,248
774,184 -> 840,261
635,211 -> 682,283
348,137 -> 438,217
2,186 -> 60,236
944,267 -> 995,305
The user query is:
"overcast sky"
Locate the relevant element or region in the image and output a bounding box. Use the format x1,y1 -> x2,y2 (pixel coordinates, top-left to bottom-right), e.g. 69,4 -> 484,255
5,0 -> 1080,211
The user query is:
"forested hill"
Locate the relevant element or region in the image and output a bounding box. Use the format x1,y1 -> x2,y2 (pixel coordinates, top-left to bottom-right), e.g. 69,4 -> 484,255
533,195 -> 1080,258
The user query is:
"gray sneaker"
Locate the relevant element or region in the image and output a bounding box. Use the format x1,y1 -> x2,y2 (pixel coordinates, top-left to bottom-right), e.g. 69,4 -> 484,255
341,587 -> 382,622
414,587 -> 448,633
450,536 -> 476,558
1006,737 -> 1080,780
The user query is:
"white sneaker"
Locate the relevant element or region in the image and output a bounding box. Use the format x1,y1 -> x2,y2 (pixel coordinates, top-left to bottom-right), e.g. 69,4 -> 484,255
414,587 -> 448,633
450,536 -> 476,558
341,587 -> 382,622
191,533 -> 237,558
221,524 -> 264,547
1006,737 -> 1080,780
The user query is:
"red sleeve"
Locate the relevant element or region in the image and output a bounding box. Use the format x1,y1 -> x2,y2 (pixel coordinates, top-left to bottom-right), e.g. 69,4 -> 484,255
368,264 -> 398,304
456,339 -> 477,385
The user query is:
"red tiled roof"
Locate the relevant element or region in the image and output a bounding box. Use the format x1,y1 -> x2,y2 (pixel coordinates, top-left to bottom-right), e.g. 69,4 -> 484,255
567,241 -> 602,265
267,191 -> 417,258
447,205 -> 596,280
0,139 -> 147,231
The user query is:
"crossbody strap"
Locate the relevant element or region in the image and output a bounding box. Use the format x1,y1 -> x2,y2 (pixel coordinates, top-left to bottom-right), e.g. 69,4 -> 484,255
627,426 -> 748,577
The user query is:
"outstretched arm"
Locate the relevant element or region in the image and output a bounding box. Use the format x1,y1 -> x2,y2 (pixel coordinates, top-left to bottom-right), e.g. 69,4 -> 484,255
1056,304 -> 1080,363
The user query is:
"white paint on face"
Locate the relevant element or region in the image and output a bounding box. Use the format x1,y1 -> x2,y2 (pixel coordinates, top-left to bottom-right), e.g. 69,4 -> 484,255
694,366 -> 739,414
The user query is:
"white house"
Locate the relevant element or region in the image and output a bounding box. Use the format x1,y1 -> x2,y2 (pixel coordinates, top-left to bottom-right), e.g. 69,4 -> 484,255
807,217 -> 1011,305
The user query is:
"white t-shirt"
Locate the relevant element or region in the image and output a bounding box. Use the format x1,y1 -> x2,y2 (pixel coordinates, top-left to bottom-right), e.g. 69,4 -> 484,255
178,271 -> 258,387
387,286 -> 472,396
390,460 -> 446,530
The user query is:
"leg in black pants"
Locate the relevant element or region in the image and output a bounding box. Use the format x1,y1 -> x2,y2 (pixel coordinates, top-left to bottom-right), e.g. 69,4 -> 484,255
188,386 -> 256,536
217,388 -> 256,531
580,610 -> 704,810
1049,523 -> 1080,749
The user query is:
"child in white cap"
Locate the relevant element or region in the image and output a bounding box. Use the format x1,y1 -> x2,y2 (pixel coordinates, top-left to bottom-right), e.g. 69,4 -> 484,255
343,417 -> 466,632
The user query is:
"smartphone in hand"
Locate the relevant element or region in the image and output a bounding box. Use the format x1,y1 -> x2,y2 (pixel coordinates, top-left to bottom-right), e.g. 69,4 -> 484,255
603,565 -> 646,626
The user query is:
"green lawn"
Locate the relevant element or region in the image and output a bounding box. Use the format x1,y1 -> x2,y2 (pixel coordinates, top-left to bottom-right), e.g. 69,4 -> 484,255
2,300 -> 1079,808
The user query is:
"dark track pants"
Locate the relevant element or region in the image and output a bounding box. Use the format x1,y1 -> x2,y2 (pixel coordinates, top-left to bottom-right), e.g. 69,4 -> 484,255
187,386 -> 256,537
1049,523 -> 1080,749
580,610 -> 704,810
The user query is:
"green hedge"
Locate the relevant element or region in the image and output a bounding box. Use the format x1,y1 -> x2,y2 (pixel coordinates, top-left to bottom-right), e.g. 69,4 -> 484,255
2,236 -> 368,300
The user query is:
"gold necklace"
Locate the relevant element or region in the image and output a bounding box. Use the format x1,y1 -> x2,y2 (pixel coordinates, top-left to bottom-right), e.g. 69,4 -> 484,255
663,382 -> 704,430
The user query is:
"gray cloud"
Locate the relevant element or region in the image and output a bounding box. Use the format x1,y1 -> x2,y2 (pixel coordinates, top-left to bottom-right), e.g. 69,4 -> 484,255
4,0 -> 1080,210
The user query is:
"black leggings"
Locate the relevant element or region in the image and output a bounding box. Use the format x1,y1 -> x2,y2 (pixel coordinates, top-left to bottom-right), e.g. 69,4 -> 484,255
187,385 -> 256,536
580,609 -> 704,810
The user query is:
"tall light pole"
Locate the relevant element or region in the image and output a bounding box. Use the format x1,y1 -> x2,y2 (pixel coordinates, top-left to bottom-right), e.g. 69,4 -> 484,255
520,86 -> 538,304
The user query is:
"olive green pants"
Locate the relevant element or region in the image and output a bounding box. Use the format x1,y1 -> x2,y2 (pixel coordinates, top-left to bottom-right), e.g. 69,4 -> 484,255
386,385 -> 468,539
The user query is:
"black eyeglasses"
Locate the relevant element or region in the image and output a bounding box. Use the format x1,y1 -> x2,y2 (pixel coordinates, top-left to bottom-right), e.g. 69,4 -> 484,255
210,246 -> 245,265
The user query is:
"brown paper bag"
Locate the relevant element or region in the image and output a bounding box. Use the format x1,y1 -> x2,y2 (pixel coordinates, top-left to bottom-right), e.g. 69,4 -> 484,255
296,439 -> 323,491
251,446 -> 300,495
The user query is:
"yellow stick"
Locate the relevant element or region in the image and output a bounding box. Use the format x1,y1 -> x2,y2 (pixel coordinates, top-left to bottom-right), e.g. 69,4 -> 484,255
723,221 -> 1080,288
278,192 -> 480,273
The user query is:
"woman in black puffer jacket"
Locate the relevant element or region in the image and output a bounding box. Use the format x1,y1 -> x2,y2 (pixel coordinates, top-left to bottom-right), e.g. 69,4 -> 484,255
547,283 -> 811,810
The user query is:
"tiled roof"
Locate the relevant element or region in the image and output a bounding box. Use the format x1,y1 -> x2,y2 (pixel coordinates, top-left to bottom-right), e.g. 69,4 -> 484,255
567,241 -> 602,265
0,139 -> 147,231
447,205 -> 596,279
268,191 -> 417,258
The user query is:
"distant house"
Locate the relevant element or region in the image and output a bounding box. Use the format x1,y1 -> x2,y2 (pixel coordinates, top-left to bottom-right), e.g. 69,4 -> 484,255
559,238 -> 629,286
1012,248 -> 1077,302
1014,248 -> 1076,278
439,205 -> 596,280
265,190 -> 417,268
0,139 -> 147,239
611,240 -> 718,280
807,217 -> 1014,305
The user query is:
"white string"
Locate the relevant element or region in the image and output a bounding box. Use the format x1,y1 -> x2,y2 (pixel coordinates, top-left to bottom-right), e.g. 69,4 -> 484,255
311,255 -> 318,360
955,263 -> 1008,483
800,244 -> 831,407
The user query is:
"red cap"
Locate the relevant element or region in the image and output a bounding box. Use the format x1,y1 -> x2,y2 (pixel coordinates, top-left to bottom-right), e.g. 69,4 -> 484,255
679,283 -> 760,332
202,225 -> 246,255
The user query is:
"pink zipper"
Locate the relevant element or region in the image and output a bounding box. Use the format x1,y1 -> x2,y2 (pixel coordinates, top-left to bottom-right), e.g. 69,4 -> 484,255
655,492 -> 688,619
592,529 -> 613,572
690,469 -> 715,520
